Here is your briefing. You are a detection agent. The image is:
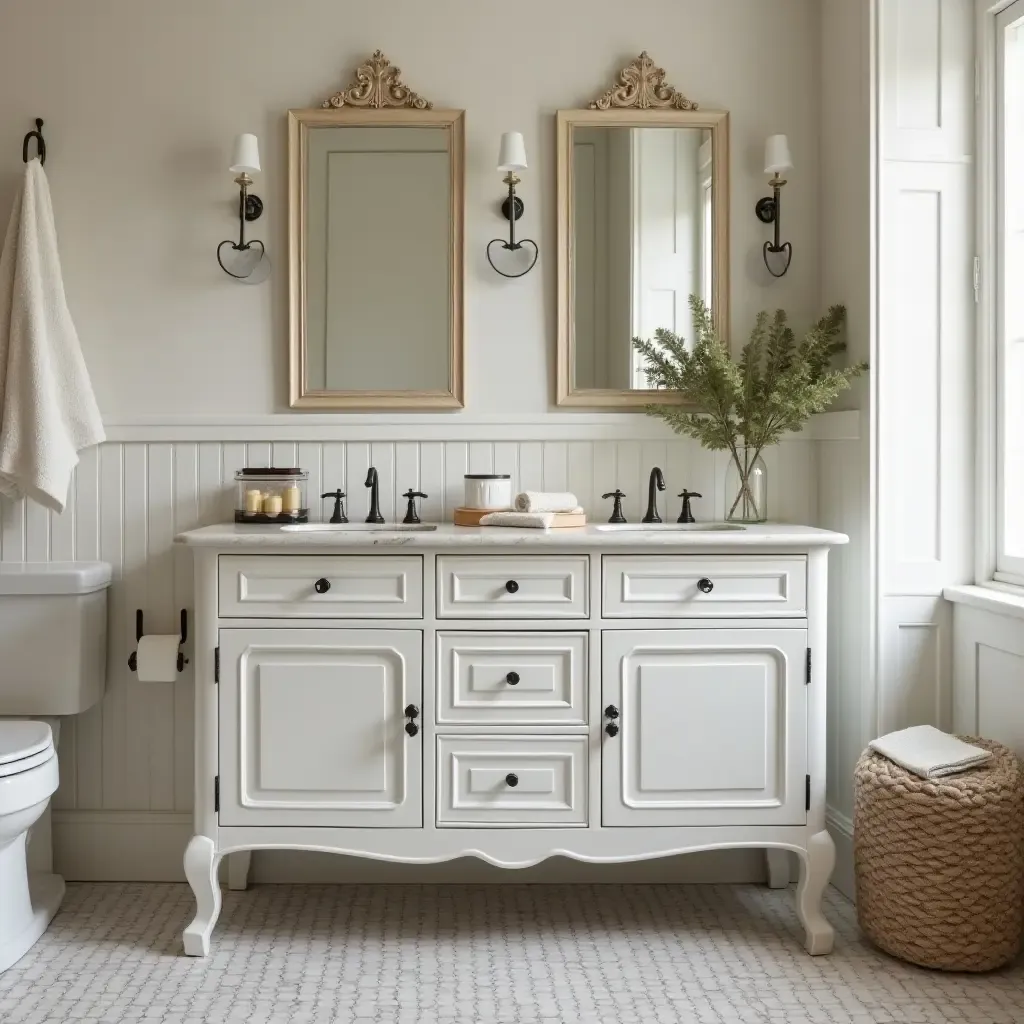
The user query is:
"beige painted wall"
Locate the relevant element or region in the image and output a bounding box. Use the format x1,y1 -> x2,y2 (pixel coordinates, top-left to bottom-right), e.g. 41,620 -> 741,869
0,0 -> 822,418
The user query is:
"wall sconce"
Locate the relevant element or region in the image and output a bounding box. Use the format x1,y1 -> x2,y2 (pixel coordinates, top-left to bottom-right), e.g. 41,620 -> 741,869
754,134 -> 793,278
217,133 -> 270,283
486,132 -> 538,279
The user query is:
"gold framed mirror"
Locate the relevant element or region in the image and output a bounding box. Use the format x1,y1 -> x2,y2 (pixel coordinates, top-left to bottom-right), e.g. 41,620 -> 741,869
556,53 -> 729,408
289,52 -> 465,409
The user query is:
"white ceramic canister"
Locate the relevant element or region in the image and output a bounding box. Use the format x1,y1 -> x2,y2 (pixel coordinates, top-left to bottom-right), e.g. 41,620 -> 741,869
464,474 -> 512,510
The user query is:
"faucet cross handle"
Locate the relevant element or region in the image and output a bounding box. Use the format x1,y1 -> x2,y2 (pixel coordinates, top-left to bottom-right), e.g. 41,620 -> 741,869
602,490 -> 627,524
320,489 -> 348,524
677,489 -> 702,524
402,489 -> 428,525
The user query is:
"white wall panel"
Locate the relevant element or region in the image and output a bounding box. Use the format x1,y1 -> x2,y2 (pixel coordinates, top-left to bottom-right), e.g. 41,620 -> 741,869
0,429 -> 820,818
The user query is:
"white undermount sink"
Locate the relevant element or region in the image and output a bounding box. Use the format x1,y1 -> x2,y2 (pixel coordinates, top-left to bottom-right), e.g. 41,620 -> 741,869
280,523 -> 438,533
595,522 -> 746,532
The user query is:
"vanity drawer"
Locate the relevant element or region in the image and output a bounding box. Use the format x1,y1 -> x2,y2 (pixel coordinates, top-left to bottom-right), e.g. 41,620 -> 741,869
218,555 -> 423,618
436,556 -> 588,619
602,555 -> 806,618
436,632 -> 587,725
436,735 -> 588,826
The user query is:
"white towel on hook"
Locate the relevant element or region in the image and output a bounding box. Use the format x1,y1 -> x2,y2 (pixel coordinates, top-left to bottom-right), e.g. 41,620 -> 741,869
869,725 -> 993,779
0,158 -> 104,512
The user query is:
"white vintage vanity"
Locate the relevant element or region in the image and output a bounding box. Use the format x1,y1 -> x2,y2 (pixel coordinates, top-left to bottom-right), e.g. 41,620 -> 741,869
176,523 -> 846,957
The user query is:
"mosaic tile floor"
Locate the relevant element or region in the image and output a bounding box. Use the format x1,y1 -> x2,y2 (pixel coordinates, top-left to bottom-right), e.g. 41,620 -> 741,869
0,882 -> 1022,1023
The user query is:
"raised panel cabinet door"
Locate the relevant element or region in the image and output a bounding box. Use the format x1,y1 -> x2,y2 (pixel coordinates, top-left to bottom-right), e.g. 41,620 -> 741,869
602,628 -> 807,827
218,628 -> 422,827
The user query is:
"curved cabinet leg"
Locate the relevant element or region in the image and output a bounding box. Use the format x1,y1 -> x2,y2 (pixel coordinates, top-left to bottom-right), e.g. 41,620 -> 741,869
765,848 -> 790,889
795,830 -> 836,955
183,835 -> 221,957
227,850 -> 251,892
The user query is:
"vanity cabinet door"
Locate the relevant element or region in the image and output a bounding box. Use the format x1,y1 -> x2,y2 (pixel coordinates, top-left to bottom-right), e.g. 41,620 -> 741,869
218,628 -> 422,827
602,628 -> 807,827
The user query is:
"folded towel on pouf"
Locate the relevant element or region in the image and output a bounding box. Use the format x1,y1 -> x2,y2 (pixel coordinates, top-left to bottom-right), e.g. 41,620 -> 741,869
868,724 -> 994,779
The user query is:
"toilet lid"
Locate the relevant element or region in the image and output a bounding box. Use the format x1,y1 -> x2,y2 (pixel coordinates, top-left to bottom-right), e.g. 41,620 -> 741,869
0,721 -> 54,769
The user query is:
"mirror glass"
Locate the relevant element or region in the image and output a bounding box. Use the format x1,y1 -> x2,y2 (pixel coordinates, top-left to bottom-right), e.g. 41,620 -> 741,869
304,125 -> 452,393
572,126 -> 713,390
290,104 -> 464,409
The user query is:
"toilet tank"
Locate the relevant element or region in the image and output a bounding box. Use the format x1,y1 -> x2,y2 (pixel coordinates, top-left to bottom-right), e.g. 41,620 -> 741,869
0,562 -> 111,715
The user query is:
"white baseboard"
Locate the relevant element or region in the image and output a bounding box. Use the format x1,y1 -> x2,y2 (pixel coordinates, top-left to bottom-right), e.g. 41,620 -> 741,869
827,807 -> 855,901
52,812 -> 770,884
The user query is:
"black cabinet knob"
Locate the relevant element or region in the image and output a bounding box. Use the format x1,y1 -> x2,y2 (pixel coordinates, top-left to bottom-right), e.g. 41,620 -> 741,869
404,704 -> 419,719
505,580 -> 519,594
697,577 -> 714,594
605,722 -> 619,737
505,671 -> 520,685
314,578 -> 331,594
604,705 -> 619,719
404,721 -> 419,737
505,773 -> 519,787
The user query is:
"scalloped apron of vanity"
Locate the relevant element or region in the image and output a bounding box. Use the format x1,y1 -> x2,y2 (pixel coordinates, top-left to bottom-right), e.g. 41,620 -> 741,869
175,524 -> 846,957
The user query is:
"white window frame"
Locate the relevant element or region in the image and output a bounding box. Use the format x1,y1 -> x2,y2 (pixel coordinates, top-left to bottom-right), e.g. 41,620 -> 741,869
978,0 -> 1024,589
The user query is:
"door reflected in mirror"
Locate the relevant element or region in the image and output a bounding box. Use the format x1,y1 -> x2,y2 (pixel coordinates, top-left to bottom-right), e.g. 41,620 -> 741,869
572,126 -> 714,391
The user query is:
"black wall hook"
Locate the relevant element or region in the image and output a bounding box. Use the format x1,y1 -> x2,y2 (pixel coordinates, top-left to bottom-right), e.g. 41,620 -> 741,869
22,118 -> 46,166
128,609 -> 189,673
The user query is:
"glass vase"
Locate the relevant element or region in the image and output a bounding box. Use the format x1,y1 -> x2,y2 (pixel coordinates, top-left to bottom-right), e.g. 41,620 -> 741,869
725,447 -> 768,523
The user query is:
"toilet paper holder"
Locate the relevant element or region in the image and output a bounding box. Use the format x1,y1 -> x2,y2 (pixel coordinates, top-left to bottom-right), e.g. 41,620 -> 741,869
128,609 -> 189,673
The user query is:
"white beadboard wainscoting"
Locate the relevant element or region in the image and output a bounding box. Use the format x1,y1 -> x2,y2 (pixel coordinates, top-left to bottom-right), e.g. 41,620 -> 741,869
0,414 -> 855,881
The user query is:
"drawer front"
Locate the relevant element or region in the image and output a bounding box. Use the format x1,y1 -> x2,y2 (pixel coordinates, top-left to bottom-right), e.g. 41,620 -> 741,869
436,735 -> 588,826
602,555 -> 806,618
219,555 -> 423,618
436,632 -> 587,725
437,556 -> 588,619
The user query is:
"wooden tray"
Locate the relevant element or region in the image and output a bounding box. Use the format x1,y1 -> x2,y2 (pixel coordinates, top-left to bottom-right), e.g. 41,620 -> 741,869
453,507 -> 587,528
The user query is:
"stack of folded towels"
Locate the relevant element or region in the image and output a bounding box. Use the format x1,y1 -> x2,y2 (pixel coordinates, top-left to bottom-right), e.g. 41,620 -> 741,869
868,724 -> 993,779
479,491 -> 583,529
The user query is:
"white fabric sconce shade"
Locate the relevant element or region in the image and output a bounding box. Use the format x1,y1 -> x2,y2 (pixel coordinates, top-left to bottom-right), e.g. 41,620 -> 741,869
497,132 -> 528,173
764,134 -> 792,176
230,133 -> 261,176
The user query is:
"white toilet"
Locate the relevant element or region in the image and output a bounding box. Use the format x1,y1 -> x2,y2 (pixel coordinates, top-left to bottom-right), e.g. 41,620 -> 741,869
0,561 -> 111,973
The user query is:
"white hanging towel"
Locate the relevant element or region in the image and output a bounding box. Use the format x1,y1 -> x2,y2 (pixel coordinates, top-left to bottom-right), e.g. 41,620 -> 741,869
0,158 -> 104,513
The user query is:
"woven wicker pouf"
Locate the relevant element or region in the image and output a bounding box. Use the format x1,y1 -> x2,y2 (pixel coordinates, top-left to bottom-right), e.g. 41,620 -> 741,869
854,737 -> 1024,971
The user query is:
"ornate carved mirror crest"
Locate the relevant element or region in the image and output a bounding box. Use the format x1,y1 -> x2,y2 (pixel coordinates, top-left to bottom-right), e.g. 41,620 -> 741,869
589,51 -> 697,111
321,50 -> 432,110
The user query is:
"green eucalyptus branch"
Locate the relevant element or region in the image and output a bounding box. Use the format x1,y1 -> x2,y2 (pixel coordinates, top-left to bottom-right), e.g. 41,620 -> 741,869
632,296 -> 867,512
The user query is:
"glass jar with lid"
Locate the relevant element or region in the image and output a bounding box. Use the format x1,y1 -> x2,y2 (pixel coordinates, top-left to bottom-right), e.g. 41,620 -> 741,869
235,468 -> 308,523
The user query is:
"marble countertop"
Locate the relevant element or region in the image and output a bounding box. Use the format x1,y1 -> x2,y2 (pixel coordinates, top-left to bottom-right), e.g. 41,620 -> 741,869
175,522 -> 848,549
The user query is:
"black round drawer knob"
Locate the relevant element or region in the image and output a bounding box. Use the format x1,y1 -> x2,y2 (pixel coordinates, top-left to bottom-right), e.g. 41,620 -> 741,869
505,773 -> 519,787
506,671 -> 520,685
505,580 -> 519,594
314,578 -> 331,594
697,577 -> 714,594
604,704 -> 619,719
404,721 -> 419,737
605,723 -> 619,737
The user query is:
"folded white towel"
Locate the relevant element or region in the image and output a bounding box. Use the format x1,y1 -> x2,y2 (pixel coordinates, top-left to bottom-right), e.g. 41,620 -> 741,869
479,510 -> 554,529
515,491 -> 580,513
0,159 -> 104,512
869,725 -> 993,779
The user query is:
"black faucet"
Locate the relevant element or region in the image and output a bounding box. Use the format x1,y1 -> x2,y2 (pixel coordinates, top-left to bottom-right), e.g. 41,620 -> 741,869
642,467 -> 666,523
402,489 -> 427,524
364,467 -> 385,524
320,489 -> 347,524
677,489 -> 702,523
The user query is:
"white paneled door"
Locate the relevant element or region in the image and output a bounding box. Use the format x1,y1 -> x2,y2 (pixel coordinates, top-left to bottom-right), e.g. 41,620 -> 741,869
602,628 -> 808,826
219,628 -> 422,827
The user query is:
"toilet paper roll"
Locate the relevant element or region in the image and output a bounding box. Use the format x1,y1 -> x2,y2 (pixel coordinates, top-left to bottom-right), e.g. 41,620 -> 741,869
135,634 -> 181,683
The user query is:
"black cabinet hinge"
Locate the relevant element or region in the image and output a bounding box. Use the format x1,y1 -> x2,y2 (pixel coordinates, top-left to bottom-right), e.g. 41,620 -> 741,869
805,774 -> 811,811
214,646 -> 220,683
805,647 -> 812,685
214,775 -> 220,813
